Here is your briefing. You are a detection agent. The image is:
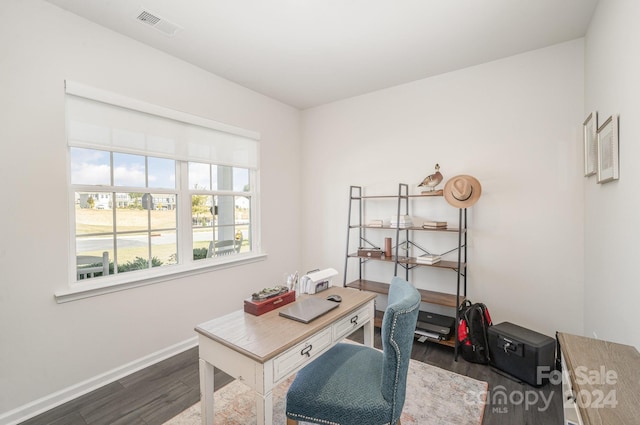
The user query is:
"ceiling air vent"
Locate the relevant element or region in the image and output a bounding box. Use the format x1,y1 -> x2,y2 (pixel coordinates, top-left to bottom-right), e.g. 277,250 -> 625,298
135,9 -> 182,37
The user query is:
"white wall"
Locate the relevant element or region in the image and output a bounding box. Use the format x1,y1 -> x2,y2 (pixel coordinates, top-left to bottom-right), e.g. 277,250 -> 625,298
0,0 -> 301,418
8,0 -> 634,419
301,40 -> 585,340
584,0 -> 640,349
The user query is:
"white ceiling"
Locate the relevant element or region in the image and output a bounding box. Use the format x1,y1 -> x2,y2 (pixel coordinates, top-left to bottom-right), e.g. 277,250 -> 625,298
46,0 -> 599,109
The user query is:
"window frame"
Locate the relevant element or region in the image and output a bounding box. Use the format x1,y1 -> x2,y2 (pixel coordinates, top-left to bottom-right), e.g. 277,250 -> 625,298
56,82 -> 265,303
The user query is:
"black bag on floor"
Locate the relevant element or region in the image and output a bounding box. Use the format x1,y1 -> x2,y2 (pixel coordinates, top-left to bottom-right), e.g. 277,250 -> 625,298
457,300 -> 493,364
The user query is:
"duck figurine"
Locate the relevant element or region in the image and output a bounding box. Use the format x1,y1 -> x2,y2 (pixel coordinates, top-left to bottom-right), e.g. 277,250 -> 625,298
418,164 -> 444,193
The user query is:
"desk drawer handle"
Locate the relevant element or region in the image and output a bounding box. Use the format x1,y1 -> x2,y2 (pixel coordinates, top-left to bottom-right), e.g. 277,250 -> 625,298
300,345 -> 313,357
350,315 -> 359,326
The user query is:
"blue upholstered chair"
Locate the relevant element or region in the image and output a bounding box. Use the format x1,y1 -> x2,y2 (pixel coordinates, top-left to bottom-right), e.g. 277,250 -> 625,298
285,277 -> 420,425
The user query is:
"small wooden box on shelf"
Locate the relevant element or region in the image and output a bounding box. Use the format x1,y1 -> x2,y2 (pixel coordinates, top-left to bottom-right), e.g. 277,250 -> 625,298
356,248 -> 384,258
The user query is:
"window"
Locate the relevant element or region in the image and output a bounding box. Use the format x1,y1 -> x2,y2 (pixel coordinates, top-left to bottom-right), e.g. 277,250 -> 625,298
189,163 -> 252,261
65,81 -> 260,289
72,148 -> 179,278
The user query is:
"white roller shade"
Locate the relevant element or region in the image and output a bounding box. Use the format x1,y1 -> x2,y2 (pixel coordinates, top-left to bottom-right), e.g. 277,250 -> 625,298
65,81 -> 260,169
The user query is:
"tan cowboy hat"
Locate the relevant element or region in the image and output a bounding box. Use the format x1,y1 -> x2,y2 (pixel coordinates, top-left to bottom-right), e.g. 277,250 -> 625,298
443,175 -> 482,208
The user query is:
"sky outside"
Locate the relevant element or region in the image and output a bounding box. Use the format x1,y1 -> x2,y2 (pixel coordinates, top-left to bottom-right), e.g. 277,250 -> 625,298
70,147 -> 249,192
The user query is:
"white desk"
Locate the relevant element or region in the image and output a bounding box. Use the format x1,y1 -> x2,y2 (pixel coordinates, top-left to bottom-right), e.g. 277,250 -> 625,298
195,286 -> 376,425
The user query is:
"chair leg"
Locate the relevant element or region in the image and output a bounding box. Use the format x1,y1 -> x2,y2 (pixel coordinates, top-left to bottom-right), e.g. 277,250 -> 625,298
286,418 -> 298,425
397,420 -> 401,425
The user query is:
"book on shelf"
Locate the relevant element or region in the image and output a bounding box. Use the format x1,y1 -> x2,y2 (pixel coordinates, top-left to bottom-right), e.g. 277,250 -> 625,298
367,219 -> 383,227
415,254 -> 441,265
390,215 -> 413,228
423,220 -> 447,229
390,223 -> 413,229
415,259 -> 441,265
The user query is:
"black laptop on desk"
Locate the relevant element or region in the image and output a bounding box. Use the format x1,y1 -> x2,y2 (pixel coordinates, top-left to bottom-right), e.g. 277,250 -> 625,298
279,297 -> 340,323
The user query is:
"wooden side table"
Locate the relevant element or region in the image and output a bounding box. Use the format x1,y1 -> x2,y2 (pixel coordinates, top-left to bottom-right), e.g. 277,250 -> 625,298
557,332 -> 640,425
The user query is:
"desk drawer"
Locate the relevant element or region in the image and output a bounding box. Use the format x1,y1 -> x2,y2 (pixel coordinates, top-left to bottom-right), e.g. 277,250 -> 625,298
332,305 -> 371,341
273,327 -> 332,381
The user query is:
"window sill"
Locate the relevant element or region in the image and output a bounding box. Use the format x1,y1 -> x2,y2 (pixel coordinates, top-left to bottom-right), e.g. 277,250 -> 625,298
55,253 -> 268,304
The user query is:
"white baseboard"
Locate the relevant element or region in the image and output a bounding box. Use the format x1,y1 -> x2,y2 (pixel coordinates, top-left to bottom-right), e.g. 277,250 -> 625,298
0,337 -> 198,425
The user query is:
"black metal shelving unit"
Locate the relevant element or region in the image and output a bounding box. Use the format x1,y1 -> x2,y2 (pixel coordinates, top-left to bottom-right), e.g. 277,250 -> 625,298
343,183 -> 468,360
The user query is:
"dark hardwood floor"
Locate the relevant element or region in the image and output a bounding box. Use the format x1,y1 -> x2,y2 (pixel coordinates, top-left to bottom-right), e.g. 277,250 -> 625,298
19,328 -> 562,425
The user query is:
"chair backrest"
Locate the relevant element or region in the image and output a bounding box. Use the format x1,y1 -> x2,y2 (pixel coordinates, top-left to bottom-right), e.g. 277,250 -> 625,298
380,276 -> 421,421
215,240 -> 238,256
207,237 -> 243,258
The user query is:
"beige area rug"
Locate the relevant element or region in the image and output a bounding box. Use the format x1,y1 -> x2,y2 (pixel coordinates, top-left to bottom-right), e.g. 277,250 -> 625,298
164,358 -> 487,425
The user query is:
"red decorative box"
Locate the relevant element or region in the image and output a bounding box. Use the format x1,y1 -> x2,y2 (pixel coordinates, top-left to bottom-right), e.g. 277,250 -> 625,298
244,290 -> 296,316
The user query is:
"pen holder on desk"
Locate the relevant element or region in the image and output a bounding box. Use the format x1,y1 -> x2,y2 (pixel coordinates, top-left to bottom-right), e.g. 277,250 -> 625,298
284,271 -> 299,292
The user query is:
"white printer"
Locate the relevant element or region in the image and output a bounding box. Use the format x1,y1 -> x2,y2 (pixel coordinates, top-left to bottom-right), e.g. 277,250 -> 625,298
298,268 -> 339,294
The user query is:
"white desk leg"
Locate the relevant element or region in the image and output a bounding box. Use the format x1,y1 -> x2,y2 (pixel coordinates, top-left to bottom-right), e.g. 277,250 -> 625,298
363,302 -> 375,347
256,391 -> 273,425
199,358 -> 215,425
363,320 -> 374,347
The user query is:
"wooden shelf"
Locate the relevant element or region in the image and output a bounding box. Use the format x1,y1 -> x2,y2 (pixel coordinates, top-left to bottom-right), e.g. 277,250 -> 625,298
398,258 -> 465,270
406,193 -> 444,198
431,337 -> 455,348
405,226 -> 462,233
347,253 -> 396,262
351,195 -> 398,200
374,310 -> 456,348
350,224 -> 464,233
346,279 -> 464,308
348,255 -> 464,270
352,193 -> 445,200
